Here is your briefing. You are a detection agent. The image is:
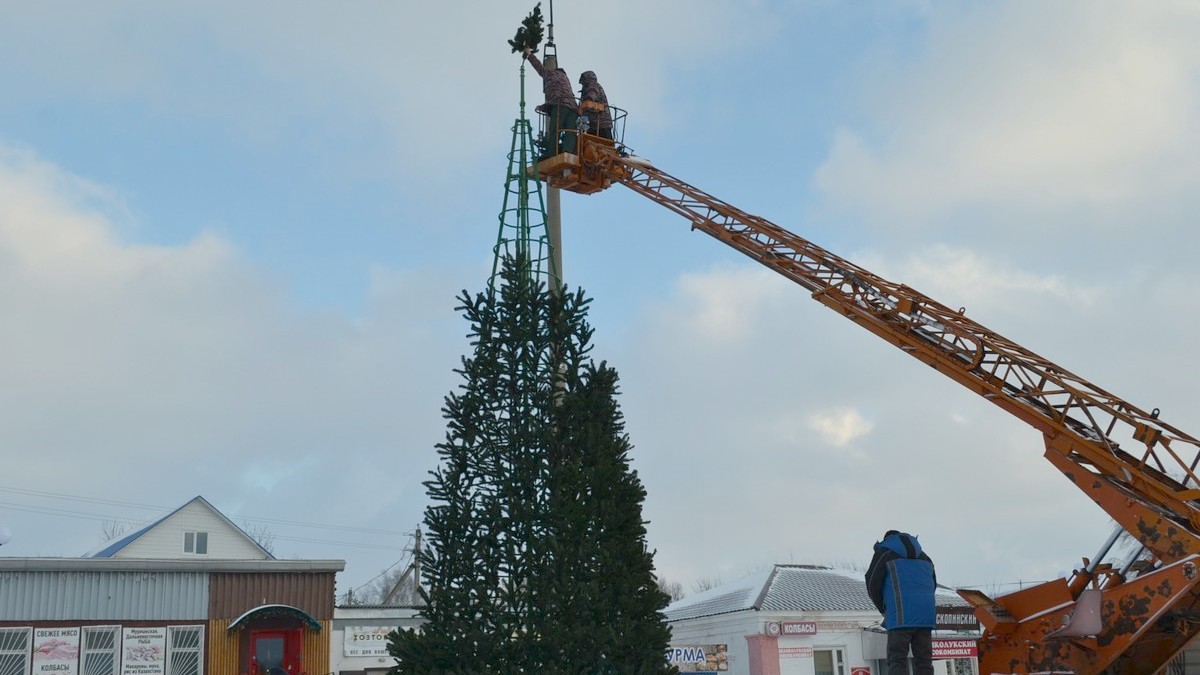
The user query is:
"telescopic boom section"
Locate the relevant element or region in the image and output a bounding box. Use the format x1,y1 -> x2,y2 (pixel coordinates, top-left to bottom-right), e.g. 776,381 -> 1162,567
600,145 -> 1200,552
535,134 -> 1200,674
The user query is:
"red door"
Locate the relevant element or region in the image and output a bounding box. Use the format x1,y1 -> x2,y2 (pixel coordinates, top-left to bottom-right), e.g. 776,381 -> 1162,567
249,630 -> 302,675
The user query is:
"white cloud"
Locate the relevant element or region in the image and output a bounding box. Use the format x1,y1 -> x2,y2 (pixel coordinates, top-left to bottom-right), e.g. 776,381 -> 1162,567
0,1 -> 769,189
870,243 -> 1098,314
805,407 -> 873,449
0,145 -> 465,576
815,2 -> 1200,226
615,228 -> 1199,589
667,265 -> 787,345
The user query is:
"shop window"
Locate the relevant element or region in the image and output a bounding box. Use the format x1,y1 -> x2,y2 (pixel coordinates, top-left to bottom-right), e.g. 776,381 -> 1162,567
945,657 -> 977,675
0,628 -> 31,675
873,656 -> 977,675
814,647 -> 846,675
183,532 -> 208,555
166,626 -> 204,675
82,627 -> 119,675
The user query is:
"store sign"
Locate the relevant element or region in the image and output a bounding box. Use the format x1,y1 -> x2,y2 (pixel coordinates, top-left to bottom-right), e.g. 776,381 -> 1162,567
33,627 -> 80,675
343,626 -> 394,657
779,646 -> 813,658
936,606 -> 980,631
121,627 -> 166,675
815,621 -> 862,631
851,668 -> 871,675
932,639 -> 978,659
780,621 -> 817,636
665,645 -> 728,672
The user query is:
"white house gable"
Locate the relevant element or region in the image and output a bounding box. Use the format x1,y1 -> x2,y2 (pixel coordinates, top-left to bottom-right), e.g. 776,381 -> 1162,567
109,497 -> 271,560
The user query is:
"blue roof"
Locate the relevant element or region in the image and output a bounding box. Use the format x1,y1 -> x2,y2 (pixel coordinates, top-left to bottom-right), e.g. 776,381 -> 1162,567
90,520 -> 161,557
88,500 -> 193,558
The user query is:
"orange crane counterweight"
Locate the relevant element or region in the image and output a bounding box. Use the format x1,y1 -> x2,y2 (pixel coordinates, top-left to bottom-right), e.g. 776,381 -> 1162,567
536,130 -> 1200,675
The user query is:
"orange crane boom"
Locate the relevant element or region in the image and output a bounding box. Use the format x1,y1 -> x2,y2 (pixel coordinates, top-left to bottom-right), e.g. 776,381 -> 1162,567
537,132 -> 1200,674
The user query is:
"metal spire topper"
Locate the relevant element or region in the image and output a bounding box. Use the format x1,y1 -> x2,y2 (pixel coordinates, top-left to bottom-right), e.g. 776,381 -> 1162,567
488,56 -> 559,295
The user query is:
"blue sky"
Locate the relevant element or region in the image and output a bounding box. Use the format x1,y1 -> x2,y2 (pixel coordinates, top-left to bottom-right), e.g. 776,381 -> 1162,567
2,0 -> 1200,600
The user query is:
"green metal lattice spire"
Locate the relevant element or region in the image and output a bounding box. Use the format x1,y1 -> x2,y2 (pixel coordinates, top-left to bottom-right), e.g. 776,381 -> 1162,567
489,60 -> 560,295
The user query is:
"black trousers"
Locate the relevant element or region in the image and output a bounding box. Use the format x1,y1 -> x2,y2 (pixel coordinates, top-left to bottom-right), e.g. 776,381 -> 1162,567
887,628 -> 933,675
542,104 -> 577,156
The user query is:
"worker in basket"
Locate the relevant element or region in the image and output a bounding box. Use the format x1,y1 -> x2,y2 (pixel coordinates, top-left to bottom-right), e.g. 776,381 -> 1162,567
577,70 -> 613,140
523,46 -> 578,158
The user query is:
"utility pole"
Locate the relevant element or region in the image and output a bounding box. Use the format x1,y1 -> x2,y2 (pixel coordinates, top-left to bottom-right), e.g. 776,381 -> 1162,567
410,527 -> 421,602
383,527 -> 423,606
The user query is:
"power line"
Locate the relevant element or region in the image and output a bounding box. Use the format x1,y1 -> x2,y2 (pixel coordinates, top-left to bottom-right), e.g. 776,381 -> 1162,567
232,513 -> 410,537
0,501 -> 146,524
343,540 -> 422,598
269,535 -> 409,551
0,488 -> 167,512
0,484 -> 410,536
346,548 -> 414,596
0,502 -> 408,550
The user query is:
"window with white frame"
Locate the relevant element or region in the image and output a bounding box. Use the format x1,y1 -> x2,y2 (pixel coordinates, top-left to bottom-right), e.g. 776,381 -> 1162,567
0,628 -> 31,675
166,626 -> 203,675
813,647 -> 846,675
81,626 -> 119,675
182,532 -> 208,555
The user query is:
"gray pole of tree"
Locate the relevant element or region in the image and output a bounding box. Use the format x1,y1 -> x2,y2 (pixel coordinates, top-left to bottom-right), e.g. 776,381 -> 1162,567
547,177 -> 562,291
544,58 -> 563,295
544,0 -> 563,294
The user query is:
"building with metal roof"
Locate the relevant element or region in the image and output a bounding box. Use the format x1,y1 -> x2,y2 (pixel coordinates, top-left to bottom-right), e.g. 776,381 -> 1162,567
0,497 -> 344,675
664,564 -> 979,675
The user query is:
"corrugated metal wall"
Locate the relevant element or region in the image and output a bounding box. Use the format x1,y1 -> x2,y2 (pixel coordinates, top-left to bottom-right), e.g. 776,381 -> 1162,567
208,573 -> 336,620
0,571 -> 208,620
207,619 -> 240,675
302,621 -> 332,675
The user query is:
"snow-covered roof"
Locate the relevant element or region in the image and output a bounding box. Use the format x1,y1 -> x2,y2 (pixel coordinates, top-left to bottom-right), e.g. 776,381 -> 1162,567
665,570 -> 773,622
665,564 -> 969,622
759,565 -> 878,613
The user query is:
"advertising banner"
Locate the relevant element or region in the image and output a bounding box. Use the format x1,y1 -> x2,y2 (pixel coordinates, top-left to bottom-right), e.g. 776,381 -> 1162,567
665,644 -> 729,672
33,627 -> 80,675
932,639 -> 978,659
343,626 -> 394,657
121,628 -> 166,675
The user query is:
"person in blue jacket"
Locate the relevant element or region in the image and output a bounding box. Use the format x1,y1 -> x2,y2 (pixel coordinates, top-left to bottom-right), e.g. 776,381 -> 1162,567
865,530 -> 937,675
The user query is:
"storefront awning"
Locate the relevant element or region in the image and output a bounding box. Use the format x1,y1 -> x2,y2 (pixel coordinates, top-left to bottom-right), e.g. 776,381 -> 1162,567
227,604 -> 322,632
